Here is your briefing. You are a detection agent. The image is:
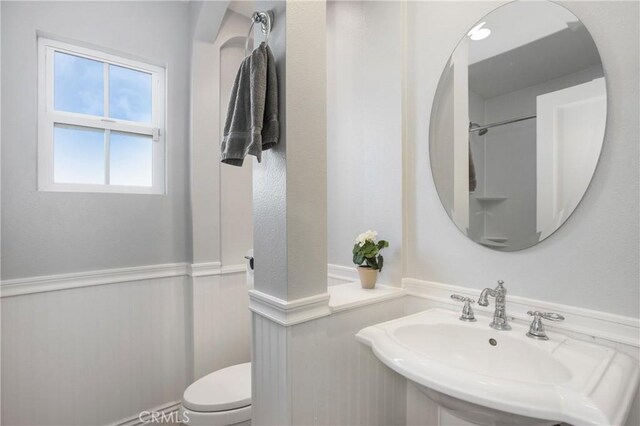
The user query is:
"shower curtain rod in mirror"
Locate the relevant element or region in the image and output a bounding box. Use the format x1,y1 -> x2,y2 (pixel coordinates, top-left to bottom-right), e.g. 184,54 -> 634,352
469,114 -> 537,133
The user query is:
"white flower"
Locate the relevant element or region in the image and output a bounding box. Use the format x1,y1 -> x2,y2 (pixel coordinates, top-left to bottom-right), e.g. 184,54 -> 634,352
355,230 -> 378,246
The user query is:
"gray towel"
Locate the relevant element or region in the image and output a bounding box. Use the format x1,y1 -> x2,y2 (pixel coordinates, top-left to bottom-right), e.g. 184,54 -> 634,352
469,141 -> 477,192
221,42 -> 279,166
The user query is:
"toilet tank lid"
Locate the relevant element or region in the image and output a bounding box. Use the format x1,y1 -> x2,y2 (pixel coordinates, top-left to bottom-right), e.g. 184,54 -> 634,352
183,362 -> 251,412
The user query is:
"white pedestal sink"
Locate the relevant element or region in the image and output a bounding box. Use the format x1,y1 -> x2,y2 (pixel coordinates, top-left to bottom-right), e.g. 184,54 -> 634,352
356,308 -> 639,426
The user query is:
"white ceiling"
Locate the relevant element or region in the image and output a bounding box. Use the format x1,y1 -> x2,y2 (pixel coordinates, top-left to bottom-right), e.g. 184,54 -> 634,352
468,25 -> 602,99
469,1 -> 579,65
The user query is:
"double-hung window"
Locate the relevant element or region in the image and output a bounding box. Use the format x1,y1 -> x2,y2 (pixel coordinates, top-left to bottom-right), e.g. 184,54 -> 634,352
38,38 -> 166,194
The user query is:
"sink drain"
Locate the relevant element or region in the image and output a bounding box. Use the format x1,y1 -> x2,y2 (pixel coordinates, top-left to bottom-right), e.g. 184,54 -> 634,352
489,338 -> 497,346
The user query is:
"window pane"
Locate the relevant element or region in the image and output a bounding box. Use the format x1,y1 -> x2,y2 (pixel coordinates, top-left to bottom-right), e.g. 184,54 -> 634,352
109,65 -> 152,123
54,52 -> 104,116
54,125 -> 105,184
110,132 -> 153,187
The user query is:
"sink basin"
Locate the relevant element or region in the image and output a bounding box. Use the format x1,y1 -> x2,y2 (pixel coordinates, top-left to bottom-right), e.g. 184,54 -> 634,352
393,323 -> 573,385
356,308 -> 640,426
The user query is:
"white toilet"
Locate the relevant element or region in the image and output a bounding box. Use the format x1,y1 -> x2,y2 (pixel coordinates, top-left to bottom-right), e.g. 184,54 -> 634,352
180,252 -> 254,426
179,362 -> 252,426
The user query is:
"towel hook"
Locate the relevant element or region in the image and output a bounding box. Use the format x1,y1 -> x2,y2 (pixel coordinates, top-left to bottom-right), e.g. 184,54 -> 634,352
244,11 -> 273,57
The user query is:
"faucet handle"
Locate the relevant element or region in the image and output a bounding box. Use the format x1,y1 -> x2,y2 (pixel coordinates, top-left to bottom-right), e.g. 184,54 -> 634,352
451,294 -> 475,303
527,310 -> 565,321
526,311 -> 564,340
451,294 -> 476,322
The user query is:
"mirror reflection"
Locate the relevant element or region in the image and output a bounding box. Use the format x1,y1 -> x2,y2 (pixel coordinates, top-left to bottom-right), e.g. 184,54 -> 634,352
430,0 -> 606,251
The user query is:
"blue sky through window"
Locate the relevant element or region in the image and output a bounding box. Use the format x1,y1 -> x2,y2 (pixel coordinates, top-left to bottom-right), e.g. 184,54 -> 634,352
54,52 -> 104,116
54,125 -> 105,184
109,65 -> 152,123
110,133 -> 153,187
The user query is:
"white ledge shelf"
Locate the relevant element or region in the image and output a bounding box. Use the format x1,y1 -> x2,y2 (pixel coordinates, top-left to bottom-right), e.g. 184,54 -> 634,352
328,281 -> 406,313
483,236 -> 508,242
476,236 -> 509,248
477,240 -> 509,248
473,195 -> 508,202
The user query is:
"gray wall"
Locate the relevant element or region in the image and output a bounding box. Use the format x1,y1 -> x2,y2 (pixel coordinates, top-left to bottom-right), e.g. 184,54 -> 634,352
190,8 -> 253,383
1,1 -> 192,279
218,15 -> 253,267
326,0 -> 404,284
406,1 -> 640,317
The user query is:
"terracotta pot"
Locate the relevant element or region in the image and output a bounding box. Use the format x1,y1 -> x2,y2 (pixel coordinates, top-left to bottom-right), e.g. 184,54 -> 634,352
357,266 -> 378,289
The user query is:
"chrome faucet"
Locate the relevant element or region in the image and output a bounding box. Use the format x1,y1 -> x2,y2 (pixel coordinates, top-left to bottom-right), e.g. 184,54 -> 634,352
450,294 -> 476,322
478,280 -> 511,330
526,311 -> 564,340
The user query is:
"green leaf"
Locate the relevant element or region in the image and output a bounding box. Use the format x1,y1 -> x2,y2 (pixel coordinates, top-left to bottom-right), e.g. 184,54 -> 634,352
366,257 -> 378,270
377,255 -> 384,272
377,240 -> 389,249
363,246 -> 378,257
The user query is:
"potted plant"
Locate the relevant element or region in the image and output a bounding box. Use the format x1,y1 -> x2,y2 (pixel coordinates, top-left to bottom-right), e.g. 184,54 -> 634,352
352,230 -> 389,289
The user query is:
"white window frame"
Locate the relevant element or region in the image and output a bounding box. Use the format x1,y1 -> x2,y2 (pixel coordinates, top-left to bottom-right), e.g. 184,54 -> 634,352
38,37 -> 166,194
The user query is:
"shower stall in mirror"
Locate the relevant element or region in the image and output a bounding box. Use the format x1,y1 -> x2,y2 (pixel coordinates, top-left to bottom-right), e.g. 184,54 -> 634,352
430,0 -> 607,251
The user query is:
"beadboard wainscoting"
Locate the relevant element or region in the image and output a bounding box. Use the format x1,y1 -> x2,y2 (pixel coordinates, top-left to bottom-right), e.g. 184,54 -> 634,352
252,294 -> 408,426
1,274 -> 188,426
252,313 -> 291,425
299,300 -> 407,426
191,267 -> 251,382
0,263 -> 249,426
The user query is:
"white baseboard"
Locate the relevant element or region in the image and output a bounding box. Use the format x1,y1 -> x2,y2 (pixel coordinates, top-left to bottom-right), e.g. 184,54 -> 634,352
249,289 -> 331,326
187,262 -> 221,277
1,262 -> 246,297
110,401 -> 181,426
403,277 -> 640,348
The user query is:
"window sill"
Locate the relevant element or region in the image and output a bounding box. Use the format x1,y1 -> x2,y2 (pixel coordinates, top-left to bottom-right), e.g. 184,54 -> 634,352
38,182 -> 165,195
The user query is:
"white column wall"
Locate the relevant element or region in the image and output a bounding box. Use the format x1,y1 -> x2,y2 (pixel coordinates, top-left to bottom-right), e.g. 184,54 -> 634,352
251,1 -> 329,424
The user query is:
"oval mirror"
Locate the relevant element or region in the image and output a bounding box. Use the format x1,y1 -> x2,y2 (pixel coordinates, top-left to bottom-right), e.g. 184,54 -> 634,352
429,0 -> 606,251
